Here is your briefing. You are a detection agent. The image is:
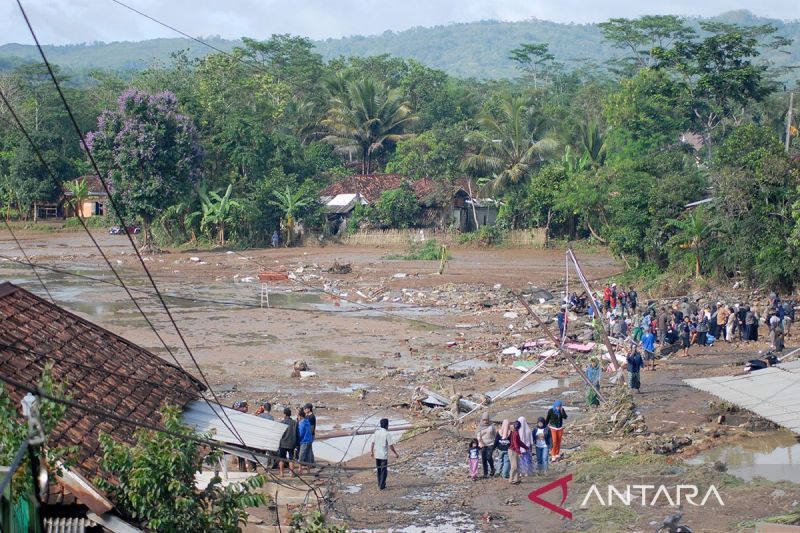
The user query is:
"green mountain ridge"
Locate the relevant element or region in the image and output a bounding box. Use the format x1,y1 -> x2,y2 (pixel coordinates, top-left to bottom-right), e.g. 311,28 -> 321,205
1,10 -> 798,80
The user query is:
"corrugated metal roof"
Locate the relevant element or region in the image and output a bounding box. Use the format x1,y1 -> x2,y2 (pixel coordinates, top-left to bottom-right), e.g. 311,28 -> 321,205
181,400 -> 287,451
684,360 -> 800,435
44,516 -> 97,533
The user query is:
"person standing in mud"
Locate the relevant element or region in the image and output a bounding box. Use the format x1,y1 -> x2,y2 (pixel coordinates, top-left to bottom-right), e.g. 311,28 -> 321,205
303,403 -> 316,464
371,418 -> 399,490
508,420 -> 528,485
533,417 -> 553,474
626,345 -> 644,393
517,416 -> 534,476
585,358 -> 601,407
476,412 -> 496,477
545,400 -> 567,462
494,420 -> 512,478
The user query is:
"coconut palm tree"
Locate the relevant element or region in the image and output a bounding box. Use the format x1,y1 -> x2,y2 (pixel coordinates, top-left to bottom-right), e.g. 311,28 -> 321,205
462,95 -> 558,192
322,78 -> 417,175
667,205 -> 714,278
269,185 -> 310,247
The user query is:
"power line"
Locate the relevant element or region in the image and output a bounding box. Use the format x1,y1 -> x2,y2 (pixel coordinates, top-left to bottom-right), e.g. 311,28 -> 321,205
106,0 -> 272,75
13,0 -> 246,449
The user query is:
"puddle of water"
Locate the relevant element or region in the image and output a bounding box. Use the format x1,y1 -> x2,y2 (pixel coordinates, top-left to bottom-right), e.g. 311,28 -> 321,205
310,350 -> 381,367
686,429 -> 800,483
487,376 -> 577,399
447,359 -> 495,371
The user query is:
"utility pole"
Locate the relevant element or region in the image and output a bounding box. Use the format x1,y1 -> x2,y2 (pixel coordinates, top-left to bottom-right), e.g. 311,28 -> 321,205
786,92 -> 794,154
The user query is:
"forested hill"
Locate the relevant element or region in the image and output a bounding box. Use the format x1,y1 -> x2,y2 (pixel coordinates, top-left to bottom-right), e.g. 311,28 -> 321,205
1,10 -> 798,80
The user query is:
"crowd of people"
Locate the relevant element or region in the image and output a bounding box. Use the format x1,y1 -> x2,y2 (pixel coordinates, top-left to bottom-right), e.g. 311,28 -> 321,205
468,402 -> 568,484
231,400 -> 317,476
573,285 -> 796,401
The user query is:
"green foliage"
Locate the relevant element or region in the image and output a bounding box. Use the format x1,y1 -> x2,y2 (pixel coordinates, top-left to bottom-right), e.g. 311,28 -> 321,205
388,239 -> 449,260
458,225 -> 506,246
374,184 -> 420,229
462,94 -> 558,192
87,89 -> 203,250
96,405 -> 267,532
0,365 -> 75,499
194,184 -> 241,246
290,511 -> 348,533
322,77 -> 417,174
269,184 -> 314,246
385,126 -> 466,179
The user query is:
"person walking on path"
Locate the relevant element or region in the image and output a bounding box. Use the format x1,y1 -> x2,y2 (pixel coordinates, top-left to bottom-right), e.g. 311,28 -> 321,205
545,400 -> 568,462
370,418 -> 399,490
533,417 -> 553,475
517,416 -> 534,476
508,421 -> 529,485
277,407 -> 297,477
476,412 -> 496,477
494,420 -> 512,478
626,345 -> 645,393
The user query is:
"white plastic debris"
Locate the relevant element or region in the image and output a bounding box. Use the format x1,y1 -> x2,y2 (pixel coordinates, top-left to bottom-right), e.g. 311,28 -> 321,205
503,312 -> 518,319
189,256 -> 201,262
502,346 -> 521,357
393,273 -> 408,278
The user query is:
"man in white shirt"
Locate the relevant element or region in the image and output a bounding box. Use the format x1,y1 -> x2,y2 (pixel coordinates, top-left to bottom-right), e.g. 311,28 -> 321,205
370,418 -> 400,490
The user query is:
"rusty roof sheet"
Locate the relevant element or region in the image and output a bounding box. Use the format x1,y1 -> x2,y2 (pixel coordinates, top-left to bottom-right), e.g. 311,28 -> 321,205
0,282 -> 205,502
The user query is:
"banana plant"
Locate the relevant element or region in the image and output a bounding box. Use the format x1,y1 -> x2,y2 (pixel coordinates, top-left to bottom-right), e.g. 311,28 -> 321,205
192,184 -> 240,246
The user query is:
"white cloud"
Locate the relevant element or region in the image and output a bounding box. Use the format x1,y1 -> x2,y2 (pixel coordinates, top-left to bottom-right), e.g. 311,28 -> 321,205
2,0 -> 798,45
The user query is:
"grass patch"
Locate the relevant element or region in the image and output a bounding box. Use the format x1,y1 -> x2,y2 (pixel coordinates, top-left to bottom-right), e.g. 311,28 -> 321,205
584,504 -> 638,532
385,239 -> 450,260
570,446 -> 668,485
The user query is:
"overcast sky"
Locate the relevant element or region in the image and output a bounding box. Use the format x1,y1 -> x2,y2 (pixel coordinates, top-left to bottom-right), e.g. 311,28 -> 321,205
3,0 -> 799,46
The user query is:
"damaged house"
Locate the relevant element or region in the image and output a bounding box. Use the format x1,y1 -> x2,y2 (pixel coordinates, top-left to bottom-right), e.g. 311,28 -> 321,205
320,174 -> 498,233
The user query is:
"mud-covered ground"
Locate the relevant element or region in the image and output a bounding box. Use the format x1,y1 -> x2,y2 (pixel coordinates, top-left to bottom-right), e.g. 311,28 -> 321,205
2,225 -> 799,532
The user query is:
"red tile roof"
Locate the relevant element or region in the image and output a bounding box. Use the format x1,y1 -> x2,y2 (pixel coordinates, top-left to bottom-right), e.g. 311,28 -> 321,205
66,175 -> 108,197
0,282 -> 204,503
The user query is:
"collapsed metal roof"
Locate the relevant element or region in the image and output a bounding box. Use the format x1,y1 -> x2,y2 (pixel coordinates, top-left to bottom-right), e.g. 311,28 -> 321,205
684,360 -> 800,435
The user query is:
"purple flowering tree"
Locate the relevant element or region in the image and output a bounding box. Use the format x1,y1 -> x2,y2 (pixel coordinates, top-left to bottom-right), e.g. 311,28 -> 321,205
87,89 -> 202,251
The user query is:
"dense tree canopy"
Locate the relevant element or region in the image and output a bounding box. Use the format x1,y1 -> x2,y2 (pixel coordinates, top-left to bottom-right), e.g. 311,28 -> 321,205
1,19 -> 798,287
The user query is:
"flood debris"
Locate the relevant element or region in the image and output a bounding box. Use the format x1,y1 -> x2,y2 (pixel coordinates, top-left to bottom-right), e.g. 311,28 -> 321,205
588,383 -> 647,435
326,261 -> 352,274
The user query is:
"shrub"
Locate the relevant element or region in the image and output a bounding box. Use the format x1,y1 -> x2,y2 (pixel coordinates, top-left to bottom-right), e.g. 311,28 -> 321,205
458,225 -> 506,246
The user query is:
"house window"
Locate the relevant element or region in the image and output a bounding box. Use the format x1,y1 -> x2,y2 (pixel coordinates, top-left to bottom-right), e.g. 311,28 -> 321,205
95,203 -> 104,216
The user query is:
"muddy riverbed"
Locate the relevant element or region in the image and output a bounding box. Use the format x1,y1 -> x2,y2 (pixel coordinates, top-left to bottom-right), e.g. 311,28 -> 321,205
3,227 -> 800,532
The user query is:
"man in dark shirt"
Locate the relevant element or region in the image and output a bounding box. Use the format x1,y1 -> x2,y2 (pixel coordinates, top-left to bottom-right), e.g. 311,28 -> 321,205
278,407 -> 297,477
626,347 -> 644,393
303,403 -> 316,464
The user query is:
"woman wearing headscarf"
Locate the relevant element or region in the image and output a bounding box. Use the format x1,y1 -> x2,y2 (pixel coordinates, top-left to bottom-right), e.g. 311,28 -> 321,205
476,412 -> 496,478
545,400 -> 568,462
517,416 -> 534,476
494,419 -> 512,479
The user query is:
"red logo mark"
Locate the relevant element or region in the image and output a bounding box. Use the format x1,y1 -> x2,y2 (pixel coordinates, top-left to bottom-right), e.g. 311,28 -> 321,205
528,473 -> 573,519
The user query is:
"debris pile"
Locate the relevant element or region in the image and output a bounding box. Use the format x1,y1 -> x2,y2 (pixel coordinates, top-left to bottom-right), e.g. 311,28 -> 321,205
589,382 -> 647,435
